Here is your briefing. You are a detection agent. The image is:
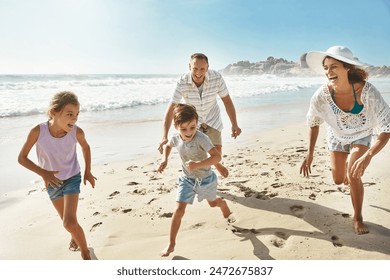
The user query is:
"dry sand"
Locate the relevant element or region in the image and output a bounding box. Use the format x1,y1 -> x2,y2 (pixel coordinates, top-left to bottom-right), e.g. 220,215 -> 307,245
1,122 -> 389,261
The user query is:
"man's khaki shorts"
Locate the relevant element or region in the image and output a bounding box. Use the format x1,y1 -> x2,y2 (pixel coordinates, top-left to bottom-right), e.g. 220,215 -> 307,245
199,125 -> 222,146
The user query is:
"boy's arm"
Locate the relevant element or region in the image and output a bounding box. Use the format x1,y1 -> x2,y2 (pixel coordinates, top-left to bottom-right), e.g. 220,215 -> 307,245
76,127 -> 96,187
158,144 -> 172,173
186,147 -> 221,170
18,125 -> 62,188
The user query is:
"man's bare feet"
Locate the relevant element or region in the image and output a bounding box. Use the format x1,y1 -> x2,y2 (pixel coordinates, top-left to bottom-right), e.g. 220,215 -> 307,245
354,219 -> 369,235
69,239 -> 79,251
215,163 -> 229,178
161,244 -> 175,257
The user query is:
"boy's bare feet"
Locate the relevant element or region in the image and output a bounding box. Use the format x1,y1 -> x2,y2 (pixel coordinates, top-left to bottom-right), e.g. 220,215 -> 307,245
215,163 -> 229,178
227,213 -> 236,223
161,244 -> 175,257
354,219 -> 369,235
69,239 -> 79,251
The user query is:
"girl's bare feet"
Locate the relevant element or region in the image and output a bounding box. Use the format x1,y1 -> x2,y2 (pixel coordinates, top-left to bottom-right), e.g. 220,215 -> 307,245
69,239 -> 79,251
161,244 -> 175,257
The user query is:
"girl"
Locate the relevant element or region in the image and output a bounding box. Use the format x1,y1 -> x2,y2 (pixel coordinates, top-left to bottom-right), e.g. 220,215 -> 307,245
18,91 -> 96,260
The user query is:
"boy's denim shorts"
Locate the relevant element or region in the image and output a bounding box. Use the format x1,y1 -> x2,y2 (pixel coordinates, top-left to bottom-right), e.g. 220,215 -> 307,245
47,173 -> 81,201
328,134 -> 372,153
176,172 -> 218,204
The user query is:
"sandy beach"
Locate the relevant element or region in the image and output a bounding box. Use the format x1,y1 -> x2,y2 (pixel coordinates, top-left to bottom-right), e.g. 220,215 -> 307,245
1,120 -> 389,261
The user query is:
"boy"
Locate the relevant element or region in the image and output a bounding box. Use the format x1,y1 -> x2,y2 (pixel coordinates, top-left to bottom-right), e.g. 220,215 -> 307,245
158,104 -> 233,257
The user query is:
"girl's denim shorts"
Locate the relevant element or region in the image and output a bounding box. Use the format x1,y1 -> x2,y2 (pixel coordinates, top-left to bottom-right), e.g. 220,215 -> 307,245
47,173 -> 81,201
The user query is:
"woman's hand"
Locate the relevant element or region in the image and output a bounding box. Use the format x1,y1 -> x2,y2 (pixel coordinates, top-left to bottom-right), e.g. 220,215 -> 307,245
300,154 -> 313,177
351,154 -> 372,179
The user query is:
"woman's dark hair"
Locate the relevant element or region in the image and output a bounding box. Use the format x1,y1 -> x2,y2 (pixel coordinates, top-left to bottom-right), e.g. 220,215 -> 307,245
323,56 -> 368,83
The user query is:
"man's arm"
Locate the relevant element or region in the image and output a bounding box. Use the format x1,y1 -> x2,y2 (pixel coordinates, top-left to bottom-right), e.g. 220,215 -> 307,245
221,95 -> 241,139
158,103 -> 176,154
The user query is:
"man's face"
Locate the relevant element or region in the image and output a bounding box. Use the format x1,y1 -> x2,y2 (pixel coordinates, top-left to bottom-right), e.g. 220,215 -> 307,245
189,58 -> 208,86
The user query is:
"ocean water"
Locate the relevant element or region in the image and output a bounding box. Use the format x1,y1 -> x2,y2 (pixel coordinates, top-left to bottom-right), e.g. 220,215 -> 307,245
1,74 -> 389,194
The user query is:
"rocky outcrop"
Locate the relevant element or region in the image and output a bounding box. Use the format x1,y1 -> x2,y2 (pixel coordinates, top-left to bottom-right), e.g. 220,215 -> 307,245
220,56 -> 390,77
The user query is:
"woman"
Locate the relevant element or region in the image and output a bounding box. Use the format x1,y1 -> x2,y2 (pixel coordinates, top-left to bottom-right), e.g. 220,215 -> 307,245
300,46 -> 390,234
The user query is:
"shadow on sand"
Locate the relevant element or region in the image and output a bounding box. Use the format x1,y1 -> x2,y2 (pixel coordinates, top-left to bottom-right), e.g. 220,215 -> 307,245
218,188 -> 390,260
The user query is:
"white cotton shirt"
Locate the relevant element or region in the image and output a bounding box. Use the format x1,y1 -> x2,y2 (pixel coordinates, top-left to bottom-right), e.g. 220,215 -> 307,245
171,70 -> 230,132
307,82 -> 390,144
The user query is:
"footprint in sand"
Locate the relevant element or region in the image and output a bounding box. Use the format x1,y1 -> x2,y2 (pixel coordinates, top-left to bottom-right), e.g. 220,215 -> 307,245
271,237 -> 285,248
90,222 -> 102,232
331,235 -> 343,247
191,222 -> 205,229
133,188 -> 147,195
290,205 -> 307,218
337,186 -> 350,195
27,189 -> 38,195
109,191 -> 120,198
324,189 -> 337,194
159,212 -> 173,218
274,231 -> 289,240
334,212 -> 350,218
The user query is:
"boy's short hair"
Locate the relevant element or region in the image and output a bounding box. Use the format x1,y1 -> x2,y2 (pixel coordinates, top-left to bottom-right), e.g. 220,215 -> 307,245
173,103 -> 198,127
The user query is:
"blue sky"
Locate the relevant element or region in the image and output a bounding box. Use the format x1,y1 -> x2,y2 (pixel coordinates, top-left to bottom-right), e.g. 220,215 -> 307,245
0,0 -> 389,74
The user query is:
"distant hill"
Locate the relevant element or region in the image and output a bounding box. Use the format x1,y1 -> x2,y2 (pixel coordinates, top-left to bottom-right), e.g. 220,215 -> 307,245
219,56 -> 390,77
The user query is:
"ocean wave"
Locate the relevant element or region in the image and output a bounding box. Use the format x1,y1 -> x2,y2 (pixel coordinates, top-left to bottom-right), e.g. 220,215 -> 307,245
0,77 -> 178,91
0,97 -> 172,118
0,74 -> 326,118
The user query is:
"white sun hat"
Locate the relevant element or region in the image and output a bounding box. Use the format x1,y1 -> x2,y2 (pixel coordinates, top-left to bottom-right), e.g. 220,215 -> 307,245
305,46 -> 365,74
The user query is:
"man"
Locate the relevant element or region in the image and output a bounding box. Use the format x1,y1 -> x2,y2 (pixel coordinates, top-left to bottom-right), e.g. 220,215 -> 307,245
158,53 -> 241,177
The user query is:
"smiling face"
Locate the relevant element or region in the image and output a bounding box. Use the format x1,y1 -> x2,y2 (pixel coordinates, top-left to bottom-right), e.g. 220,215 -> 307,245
189,57 -> 208,87
50,103 -> 80,134
177,118 -> 197,142
323,57 -> 350,87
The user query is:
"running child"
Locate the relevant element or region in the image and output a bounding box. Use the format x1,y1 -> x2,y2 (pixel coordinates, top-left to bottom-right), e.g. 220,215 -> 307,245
157,103 -> 232,257
18,91 -> 96,260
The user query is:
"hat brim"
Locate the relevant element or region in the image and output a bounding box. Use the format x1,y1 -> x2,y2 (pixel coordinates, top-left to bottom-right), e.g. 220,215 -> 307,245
306,51 -> 365,74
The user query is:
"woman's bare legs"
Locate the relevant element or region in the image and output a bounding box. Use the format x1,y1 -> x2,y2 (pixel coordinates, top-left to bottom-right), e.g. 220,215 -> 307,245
330,147 -> 369,235
347,145 -> 370,234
